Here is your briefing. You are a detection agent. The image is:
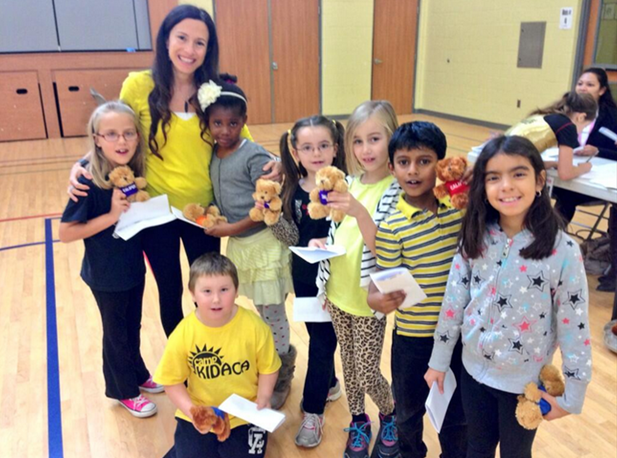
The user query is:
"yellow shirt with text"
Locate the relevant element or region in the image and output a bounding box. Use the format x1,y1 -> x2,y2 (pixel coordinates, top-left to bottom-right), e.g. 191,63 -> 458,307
154,307 -> 281,429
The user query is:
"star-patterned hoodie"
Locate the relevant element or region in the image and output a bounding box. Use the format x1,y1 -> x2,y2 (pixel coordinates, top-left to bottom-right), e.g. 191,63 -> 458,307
429,224 -> 591,414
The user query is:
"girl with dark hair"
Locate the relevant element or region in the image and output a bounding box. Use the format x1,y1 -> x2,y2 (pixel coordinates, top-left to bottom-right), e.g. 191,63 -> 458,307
575,67 -> 617,161
67,4 -> 279,337
555,68 -> 617,292
198,79 -> 295,410
425,136 -> 591,458
506,92 -> 597,181
277,115 -> 346,448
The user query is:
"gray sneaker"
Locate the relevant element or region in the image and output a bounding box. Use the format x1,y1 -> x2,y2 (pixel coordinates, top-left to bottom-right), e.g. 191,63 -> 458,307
295,412 -> 324,448
327,379 -> 342,402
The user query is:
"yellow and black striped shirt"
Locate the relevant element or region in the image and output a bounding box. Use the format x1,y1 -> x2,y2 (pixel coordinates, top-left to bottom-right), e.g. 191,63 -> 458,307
375,195 -> 463,337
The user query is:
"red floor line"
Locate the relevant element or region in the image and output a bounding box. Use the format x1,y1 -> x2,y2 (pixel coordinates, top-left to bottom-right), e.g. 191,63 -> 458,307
0,154 -> 81,165
0,212 -> 63,223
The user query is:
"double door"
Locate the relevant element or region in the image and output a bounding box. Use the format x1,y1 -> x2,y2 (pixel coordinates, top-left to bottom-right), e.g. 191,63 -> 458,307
215,0 -> 320,124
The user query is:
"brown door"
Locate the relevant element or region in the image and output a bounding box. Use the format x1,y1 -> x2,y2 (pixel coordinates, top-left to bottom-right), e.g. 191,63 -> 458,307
371,0 -> 418,115
215,0 -> 272,124
271,0 -> 320,123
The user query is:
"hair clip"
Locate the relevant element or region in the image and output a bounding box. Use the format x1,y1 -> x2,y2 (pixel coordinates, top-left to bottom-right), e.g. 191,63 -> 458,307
198,80 -> 247,110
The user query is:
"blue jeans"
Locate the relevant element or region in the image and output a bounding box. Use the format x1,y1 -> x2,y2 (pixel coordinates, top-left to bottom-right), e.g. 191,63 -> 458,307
391,332 -> 467,458
461,366 -> 537,458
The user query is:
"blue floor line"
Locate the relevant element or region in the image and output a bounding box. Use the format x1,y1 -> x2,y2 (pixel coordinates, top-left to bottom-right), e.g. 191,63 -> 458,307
0,240 -> 59,252
45,218 -> 64,458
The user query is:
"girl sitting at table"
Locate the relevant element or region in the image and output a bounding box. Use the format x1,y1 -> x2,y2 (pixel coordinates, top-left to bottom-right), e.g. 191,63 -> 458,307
506,92 -> 597,181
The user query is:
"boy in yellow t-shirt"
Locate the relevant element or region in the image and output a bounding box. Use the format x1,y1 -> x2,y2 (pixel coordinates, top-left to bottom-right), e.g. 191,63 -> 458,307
155,253 -> 281,458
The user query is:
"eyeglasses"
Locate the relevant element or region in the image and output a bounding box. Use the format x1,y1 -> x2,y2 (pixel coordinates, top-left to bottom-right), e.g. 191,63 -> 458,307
297,143 -> 334,154
95,131 -> 138,142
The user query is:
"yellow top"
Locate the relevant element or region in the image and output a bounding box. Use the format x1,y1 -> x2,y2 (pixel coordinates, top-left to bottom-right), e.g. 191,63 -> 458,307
505,114 -> 557,153
119,70 -> 252,209
376,195 -> 463,337
154,308 -> 281,429
326,175 -> 394,316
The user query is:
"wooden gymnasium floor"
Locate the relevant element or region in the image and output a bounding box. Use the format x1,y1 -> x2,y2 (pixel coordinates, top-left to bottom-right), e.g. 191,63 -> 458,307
0,114 -> 615,458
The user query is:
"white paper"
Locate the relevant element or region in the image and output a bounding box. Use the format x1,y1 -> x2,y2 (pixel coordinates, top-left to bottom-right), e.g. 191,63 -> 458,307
292,297 -> 331,323
541,147 -> 592,165
425,368 -> 457,433
114,195 -> 176,240
560,7 -> 573,29
218,394 -> 286,433
289,245 -> 346,264
370,267 -> 427,310
584,163 -> 617,189
599,127 -> 617,142
171,206 -> 204,229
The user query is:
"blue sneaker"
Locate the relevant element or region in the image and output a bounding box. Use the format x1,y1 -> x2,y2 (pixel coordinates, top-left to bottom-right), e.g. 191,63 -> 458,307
344,417 -> 372,458
370,413 -> 400,458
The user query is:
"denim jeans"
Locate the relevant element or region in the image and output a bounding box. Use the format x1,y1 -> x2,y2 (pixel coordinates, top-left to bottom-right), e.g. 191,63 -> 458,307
391,332 -> 467,458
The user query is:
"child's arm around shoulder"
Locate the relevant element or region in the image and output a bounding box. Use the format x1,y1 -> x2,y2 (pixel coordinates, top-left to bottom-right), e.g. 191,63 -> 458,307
59,187 -> 129,243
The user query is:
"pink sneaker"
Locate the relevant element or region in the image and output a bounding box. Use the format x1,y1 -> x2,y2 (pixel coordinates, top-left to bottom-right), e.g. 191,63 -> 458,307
119,394 -> 157,418
140,375 -> 164,394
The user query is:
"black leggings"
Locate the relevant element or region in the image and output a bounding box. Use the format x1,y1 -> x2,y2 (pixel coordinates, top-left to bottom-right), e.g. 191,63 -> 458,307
90,281 -> 150,400
461,367 -> 537,458
142,220 -> 220,336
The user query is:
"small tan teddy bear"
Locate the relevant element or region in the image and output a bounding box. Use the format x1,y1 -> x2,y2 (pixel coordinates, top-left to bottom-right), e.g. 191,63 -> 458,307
433,156 -> 469,210
249,179 -> 282,226
307,166 -> 348,223
515,364 -> 565,430
108,165 -> 150,202
183,203 -> 227,229
190,405 -> 231,442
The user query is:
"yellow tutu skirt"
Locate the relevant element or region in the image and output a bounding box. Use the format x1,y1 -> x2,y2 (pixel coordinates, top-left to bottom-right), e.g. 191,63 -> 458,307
226,228 -> 293,305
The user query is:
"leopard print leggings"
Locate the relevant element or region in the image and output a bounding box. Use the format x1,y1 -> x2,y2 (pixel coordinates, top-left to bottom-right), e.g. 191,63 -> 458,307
326,298 -> 394,416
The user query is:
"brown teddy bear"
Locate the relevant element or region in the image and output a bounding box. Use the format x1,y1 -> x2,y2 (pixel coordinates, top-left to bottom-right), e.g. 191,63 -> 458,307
190,405 -> 231,441
108,165 -> 150,202
308,166 -> 348,223
515,364 -> 565,430
433,157 -> 469,210
183,203 -> 227,229
249,179 -> 282,226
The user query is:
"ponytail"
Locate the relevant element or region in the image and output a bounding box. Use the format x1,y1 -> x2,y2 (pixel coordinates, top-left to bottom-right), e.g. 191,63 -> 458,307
530,92 -> 597,121
279,116 -> 348,220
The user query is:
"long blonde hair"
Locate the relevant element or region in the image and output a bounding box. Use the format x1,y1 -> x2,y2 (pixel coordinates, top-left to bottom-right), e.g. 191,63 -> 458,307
344,100 -> 399,176
86,101 -> 146,189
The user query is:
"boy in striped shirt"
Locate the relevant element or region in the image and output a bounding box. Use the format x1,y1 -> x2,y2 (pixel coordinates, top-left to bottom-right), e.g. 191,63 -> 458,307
368,122 -> 467,458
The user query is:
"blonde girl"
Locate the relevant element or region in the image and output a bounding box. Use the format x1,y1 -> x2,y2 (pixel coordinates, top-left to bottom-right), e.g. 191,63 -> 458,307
311,101 -> 401,458
59,101 -> 162,418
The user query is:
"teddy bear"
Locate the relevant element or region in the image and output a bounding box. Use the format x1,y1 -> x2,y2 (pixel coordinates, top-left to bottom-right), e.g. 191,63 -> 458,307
183,203 -> 227,229
515,364 -> 565,430
190,405 -> 231,442
249,179 -> 282,226
107,165 -> 150,202
307,166 -> 348,223
433,156 -> 469,210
